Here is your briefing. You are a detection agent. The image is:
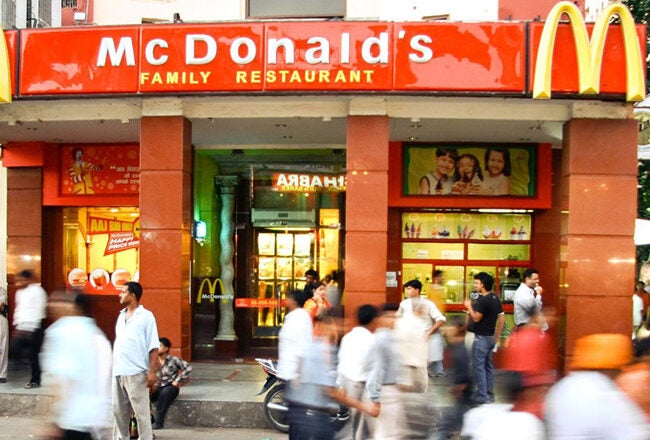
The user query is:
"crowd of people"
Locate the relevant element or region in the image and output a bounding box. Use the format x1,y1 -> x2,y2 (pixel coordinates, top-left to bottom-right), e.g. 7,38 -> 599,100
1,267 -> 649,439
0,272 -> 191,440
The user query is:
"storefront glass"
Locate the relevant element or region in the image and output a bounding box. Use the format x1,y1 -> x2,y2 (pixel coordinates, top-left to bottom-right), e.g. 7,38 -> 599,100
400,211 -> 531,309
62,207 -> 140,294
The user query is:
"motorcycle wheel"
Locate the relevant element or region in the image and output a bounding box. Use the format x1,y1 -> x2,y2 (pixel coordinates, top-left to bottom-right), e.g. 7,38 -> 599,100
263,384 -> 290,433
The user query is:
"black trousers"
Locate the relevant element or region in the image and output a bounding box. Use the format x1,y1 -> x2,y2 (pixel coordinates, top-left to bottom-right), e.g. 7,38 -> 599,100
10,328 -> 43,384
61,429 -> 92,440
288,404 -> 334,440
150,384 -> 179,426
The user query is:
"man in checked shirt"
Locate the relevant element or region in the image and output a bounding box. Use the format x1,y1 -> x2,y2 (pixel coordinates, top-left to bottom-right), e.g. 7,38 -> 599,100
150,337 -> 192,429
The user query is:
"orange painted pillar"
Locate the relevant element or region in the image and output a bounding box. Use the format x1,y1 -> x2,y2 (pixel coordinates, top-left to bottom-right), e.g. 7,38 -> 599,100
139,116 -> 193,359
560,118 -> 637,367
345,115 -> 390,325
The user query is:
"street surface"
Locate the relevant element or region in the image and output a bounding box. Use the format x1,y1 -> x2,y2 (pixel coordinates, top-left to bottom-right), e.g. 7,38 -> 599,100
0,416 -> 286,440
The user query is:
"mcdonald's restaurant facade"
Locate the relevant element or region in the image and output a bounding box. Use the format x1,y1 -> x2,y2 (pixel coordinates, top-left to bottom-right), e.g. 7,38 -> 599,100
0,2 -> 645,365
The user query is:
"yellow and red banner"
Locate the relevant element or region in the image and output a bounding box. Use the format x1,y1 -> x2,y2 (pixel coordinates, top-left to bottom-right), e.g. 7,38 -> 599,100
0,2 -> 644,101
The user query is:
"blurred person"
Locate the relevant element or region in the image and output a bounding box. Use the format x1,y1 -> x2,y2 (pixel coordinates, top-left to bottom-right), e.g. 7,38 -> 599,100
12,269 -> 48,389
304,282 -> 332,322
324,272 -> 341,310
427,271 -> 447,378
513,268 -> 543,328
544,333 -> 650,439
304,269 -> 319,293
396,279 -> 446,392
461,372 -> 545,440
0,286 -> 8,383
435,316 -> 472,440
336,304 -> 378,440
112,281 -> 159,440
150,337 -> 192,429
287,312 -> 370,440
461,309 -> 558,439
636,281 -> 649,321
633,287 -> 645,338
40,291 -> 112,440
278,289 -> 313,382
366,303 -> 405,439
615,337 -> 650,420
464,272 -> 504,404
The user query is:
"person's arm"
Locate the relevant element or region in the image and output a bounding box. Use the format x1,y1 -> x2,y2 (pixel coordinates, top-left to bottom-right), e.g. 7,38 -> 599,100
494,313 -> 505,348
464,299 -> 484,323
147,348 -> 159,388
172,357 -> 192,386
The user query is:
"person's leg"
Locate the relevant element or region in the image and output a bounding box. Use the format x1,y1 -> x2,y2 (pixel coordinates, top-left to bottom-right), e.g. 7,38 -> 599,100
123,373 -> 153,440
112,376 -> 132,440
471,335 -> 491,403
153,384 -> 179,427
28,327 -> 44,385
61,429 -> 93,440
486,342 -> 495,402
0,315 -> 8,380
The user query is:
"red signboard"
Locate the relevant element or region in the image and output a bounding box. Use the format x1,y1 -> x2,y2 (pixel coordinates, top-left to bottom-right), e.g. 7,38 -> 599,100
235,298 -> 287,308
5,18 -> 644,98
60,144 -> 140,195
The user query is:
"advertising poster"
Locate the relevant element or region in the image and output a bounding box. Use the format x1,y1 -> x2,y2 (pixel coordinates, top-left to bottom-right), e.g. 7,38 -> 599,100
404,145 -> 536,197
60,145 -> 140,195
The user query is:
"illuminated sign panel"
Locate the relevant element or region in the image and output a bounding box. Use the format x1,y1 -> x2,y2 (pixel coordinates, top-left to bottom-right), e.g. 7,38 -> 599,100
0,3 -> 642,100
530,1 -> 645,101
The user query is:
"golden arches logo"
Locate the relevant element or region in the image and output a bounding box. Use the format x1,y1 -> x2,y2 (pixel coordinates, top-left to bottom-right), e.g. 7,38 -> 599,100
196,277 -> 226,304
533,1 -> 645,102
0,27 -> 11,103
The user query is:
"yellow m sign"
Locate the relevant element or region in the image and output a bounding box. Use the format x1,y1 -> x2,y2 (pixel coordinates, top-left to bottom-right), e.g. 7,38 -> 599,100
533,1 -> 645,102
0,27 -> 11,103
196,277 -> 226,304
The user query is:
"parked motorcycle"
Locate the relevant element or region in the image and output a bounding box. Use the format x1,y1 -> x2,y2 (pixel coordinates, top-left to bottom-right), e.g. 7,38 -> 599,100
255,358 -> 351,433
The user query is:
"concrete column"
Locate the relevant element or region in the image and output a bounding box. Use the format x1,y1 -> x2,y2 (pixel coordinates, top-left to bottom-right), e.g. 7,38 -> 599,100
560,118 -> 637,368
345,115 -> 390,325
214,176 -> 237,341
139,116 -> 193,359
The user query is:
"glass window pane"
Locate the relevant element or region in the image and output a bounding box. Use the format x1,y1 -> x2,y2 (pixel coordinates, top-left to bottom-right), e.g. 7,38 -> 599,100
402,242 -> 464,260
467,243 -> 530,261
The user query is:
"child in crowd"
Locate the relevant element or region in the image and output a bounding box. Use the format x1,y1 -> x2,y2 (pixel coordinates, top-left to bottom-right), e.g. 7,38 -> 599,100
419,148 -> 459,195
480,148 -> 511,195
452,153 -> 483,195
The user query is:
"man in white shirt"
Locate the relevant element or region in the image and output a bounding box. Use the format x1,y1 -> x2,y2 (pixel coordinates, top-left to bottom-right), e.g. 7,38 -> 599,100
513,269 -> 543,328
41,291 -> 112,440
278,289 -> 313,382
0,286 -> 8,383
337,304 -> 378,440
12,270 -> 48,388
112,281 -> 159,440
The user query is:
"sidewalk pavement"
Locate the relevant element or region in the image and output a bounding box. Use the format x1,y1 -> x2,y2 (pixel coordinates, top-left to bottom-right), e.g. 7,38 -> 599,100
0,358 -> 500,435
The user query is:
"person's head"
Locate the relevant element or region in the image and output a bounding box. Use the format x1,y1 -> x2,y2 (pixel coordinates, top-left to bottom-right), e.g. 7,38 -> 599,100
357,304 -> 378,328
434,147 -> 459,176
48,290 -> 91,320
445,315 -> 467,343
120,281 -> 142,305
454,153 -> 483,182
484,148 -> 511,177
17,269 -> 35,285
433,270 -> 444,284
287,289 -> 309,310
159,337 -> 172,355
311,281 -> 326,299
473,272 -> 494,293
403,279 -> 423,298
570,333 -> 632,375
305,269 -> 319,284
636,280 -> 646,294
523,269 -> 540,288
377,303 -> 399,329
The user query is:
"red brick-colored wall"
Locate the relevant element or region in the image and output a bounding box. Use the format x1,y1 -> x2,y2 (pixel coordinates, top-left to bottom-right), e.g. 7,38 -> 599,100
560,118 -> 637,369
344,116 -> 390,327
139,116 -> 193,359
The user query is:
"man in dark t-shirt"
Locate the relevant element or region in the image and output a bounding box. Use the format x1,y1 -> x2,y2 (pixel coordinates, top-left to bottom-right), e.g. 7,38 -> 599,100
463,272 -> 504,404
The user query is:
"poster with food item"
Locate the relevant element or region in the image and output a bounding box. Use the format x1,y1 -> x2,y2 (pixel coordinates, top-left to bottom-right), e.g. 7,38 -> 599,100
259,257 -> 276,279
276,234 -> 294,256
111,268 -> 131,288
294,234 -> 312,257
277,257 -> 293,278
258,233 -> 276,255
67,268 -> 88,288
89,268 -> 110,288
